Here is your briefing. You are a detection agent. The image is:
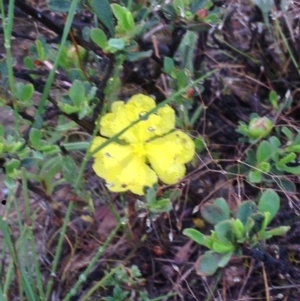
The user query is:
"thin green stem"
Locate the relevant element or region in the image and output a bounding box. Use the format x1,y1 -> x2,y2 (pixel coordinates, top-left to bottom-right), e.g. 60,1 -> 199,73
20,169 -> 45,299
33,0 -> 81,128
45,201 -> 74,300
274,18 -> 300,76
21,168 -> 31,221
27,228 -> 46,300
0,0 -> 21,137
127,0 -> 133,10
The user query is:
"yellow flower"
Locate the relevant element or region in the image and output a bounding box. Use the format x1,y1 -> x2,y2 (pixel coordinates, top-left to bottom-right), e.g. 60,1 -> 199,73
90,94 -> 195,195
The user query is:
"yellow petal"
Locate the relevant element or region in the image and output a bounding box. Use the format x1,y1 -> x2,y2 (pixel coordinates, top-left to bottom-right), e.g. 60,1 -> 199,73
125,94 -> 175,141
146,131 -> 195,163
90,136 -> 106,154
99,102 -> 138,143
102,157 -> 157,195
125,94 -> 156,121
145,130 -> 195,184
99,112 -> 115,138
112,156 -> 157,195
98,94 -> 176,144
111,100 -> 125,113
131,114 -> 162,142
91,137 -> 133,182
156,105 -> 175,135
129,105 -> 175,141
91,137 -> 157,195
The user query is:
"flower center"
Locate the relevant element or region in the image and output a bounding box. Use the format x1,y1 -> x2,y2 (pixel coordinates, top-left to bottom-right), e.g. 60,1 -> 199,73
132,143 -> 146,158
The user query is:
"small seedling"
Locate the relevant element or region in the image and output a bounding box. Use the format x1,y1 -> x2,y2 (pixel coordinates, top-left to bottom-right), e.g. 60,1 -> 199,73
229,128 -> 300,185
183,190 -> 290,276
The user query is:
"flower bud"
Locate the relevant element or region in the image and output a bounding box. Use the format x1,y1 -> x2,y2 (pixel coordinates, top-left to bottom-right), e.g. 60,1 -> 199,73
248,117 -> 273,139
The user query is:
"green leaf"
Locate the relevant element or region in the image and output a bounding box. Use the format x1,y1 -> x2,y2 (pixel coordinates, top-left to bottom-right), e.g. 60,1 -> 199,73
16,83 -> 34,102
168,188 -> 182,202
62,141 -> 89,151
269,90 -> 278,109
268,135 -> 281,148
237,201 -> 257,225
176,69 -> 189,89
183,228 -> 210,248
214,220 -> 234,244
244,217 -> 255,234
179,31 -> 197,73
268,136 -> 281,161
163,57 -> 175,75
90,28 -> 107,49
232,219 -> 245,241
43,157 -> 63,183
201,203 -> 229,225
107,38 -> 126,52
68,80 -> 85,107
217,251 -> 233,267
260,211 -> 272,233
277,164 -> 300,175
246,149 -> 256,165
24,56 -> 35,70
195,252 -> 219,276
204,13 -> 221,24
78,104 -> 92,119
281,126 -> 293,141
266,226 -> 290,236
47,0 -> 72,12
276,178 -> 296,194
258,189 -> 280,222
145,187 -> 157,205
150,198 -> 173,213
111,4 -> 134,32
68,68 -> 86,81
278,152 -> 296,165
35,39 -> 46,62
250,212 -> 265,235
190,106 -> 204,126
173,0 -> 185,16
125,11 -> 135,31
58,103 -> 79,114
62,155 -> 78,184
256,140 -> 272,163
23,84 -> 34,101
40,145 -> 60,155
0,124 -> 4,136
212,242 -> 234,253
5,159 -> 20,178
284,145 -> 300,153
213,198 -> 230,219
249,170 -> 262,183
295,132 -> 300,144
258,161 -> 270,173
91,0 -> 115,36
87,86 -> 97,101
29,128 -> 42,148
195,251 -> 232,276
